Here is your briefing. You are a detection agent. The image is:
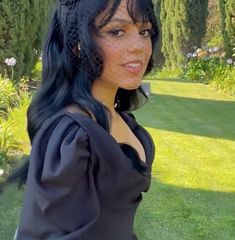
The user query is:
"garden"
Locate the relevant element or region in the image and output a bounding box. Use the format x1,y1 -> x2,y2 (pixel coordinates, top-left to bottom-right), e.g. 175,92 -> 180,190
0,0 -> 235,239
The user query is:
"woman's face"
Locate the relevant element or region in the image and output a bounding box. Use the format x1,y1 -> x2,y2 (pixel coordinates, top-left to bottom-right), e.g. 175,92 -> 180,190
94,0 -> 152,90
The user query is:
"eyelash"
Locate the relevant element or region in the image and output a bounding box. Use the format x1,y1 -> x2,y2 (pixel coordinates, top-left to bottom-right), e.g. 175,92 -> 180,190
109,29 -> 152,37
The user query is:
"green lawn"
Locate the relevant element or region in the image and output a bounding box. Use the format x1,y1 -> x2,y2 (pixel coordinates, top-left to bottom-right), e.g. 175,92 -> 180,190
0,78 -> 235,239
0,184 -> 23,239
134,78 -> 235,240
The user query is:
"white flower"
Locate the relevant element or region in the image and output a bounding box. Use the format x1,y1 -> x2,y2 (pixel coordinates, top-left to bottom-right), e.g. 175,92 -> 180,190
209,48 -> 214,53
227,59 -> 233,65
5,57 -> 16,66
0,169 -> 4,176
208,47 -> 219,53
196,48 -> 202,53
186,53 -> 193,58
192,52 -> 198,58
9,57 -> 16,66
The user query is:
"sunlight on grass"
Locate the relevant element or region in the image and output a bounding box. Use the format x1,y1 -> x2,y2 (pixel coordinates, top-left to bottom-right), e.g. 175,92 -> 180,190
150,79 -> 234,101
1,78 -> 234,240
147,127 -> 235,193
134,79 -> 235,240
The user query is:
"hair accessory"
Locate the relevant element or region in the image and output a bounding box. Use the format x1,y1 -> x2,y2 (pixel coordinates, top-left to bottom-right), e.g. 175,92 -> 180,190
77,43 -> 81,57
114,97 -> 120,109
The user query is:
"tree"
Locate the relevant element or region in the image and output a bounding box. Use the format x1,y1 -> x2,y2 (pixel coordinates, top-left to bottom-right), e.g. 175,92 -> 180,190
0,0 -> 53,83
152,0 -> 165,67
219,0 -> 235,58
159,0 -> 208,68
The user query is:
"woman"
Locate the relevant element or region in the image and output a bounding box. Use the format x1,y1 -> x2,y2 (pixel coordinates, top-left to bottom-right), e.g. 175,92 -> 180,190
13,0 -> 158,239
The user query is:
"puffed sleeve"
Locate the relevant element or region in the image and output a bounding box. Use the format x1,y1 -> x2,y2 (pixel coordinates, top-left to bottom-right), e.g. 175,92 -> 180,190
17,115 -> 100,239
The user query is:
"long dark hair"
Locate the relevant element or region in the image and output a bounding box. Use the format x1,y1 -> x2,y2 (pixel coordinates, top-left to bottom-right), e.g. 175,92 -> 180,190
2,0 -> 158,189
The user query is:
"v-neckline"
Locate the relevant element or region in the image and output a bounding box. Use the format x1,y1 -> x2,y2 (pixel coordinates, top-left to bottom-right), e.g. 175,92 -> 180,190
60,109 -> 149,167
118,112 -> 147,164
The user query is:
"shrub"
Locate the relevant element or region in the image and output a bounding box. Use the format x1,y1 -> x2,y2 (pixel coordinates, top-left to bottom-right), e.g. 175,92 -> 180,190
0,0 -> 53,82
154,67 -> 183,79
6,92 -> 31,154
184,58 -> 221,84
183,57 -> 235,96
210,65 -> 235,96
0,76 -> 20,120
0,79 -> 31,173
0,120 -> 20,174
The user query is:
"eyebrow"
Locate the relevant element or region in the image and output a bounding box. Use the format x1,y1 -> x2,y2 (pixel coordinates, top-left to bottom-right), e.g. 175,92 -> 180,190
108,18 -> 152,26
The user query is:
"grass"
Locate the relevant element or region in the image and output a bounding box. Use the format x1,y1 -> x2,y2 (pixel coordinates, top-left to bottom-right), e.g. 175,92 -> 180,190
0,184 -> 23,239
134,78 -> 235,239
0,78 -> 235,239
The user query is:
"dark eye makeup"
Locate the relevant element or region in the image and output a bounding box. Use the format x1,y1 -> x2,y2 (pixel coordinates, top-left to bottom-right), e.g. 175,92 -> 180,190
108,28 -> 153,37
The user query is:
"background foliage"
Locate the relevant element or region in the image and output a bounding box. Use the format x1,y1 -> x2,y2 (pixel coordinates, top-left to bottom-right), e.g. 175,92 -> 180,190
0,0 -> 53,82
219,0 -> 235,58
0,76 -> 30,173
155,0 -> 209,68
0,1 -> 234,239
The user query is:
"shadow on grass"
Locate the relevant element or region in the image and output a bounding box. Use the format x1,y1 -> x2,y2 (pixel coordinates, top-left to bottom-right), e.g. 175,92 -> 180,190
0,176 -> 234,240
135,178 -> 235,240
137,94 -> 235,141
0,183 -> 23,240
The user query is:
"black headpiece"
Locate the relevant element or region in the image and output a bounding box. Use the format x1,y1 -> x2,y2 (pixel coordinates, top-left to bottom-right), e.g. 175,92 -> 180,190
57,0 -> 102,79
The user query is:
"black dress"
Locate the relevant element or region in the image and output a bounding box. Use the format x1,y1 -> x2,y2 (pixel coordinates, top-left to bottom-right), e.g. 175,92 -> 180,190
16,110 -> 155,240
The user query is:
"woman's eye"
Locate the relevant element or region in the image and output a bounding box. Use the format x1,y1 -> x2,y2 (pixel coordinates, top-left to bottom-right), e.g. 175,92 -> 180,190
109,29 -> 124,37
108,28 -> 152,37
140,29 -> 152,37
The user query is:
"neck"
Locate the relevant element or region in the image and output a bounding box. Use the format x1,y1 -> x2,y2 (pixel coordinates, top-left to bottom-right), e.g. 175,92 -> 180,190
91,80 -> 119,118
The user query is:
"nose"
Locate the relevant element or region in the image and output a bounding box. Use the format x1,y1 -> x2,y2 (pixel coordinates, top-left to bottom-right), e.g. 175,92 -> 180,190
127,33 -> 146,53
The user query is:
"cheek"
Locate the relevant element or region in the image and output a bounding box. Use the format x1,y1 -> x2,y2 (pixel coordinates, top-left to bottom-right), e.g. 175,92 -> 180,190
103,42 -> 122,61
146,41 -> 152,59
102,42 -> 123,76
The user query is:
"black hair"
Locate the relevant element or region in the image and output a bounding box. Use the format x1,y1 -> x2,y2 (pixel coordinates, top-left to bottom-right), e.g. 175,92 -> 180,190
1,0 -> 158,189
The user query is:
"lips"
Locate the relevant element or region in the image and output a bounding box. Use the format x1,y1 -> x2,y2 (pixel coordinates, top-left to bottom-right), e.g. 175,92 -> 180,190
121,61 -> 144,74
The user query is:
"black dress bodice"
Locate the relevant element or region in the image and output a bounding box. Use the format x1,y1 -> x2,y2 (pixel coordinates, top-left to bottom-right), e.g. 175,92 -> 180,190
16,110 -> 155,240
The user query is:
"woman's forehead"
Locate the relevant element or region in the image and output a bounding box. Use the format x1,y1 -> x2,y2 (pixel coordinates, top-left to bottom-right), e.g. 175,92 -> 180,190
95,0 -> 149,28
95,0 -> 127,25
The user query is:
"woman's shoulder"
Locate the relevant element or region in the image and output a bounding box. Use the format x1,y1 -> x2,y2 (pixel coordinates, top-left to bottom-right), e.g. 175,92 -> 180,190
32,106 -> 92,147
34,105 -> 140,147
29,107 -> 92,180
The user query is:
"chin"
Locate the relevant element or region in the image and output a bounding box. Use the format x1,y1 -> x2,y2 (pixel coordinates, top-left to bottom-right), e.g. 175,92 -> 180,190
121,84 -> 140,90
120,80 -> 141,90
